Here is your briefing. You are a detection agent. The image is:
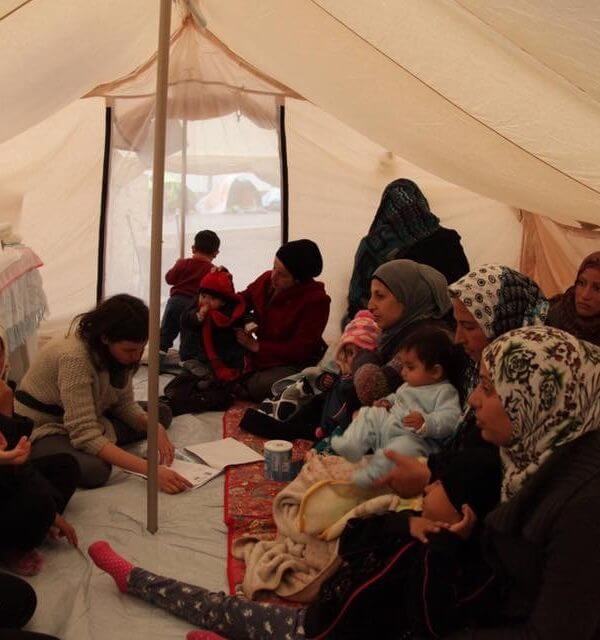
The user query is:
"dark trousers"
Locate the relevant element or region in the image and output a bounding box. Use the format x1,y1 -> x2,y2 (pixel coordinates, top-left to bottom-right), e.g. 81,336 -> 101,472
30,402 -> 172,489
160,294 -> 194,351
0,454 -> 79,553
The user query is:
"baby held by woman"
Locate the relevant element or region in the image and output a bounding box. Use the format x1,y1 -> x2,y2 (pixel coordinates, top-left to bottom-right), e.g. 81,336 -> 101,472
332,326 -> 462,487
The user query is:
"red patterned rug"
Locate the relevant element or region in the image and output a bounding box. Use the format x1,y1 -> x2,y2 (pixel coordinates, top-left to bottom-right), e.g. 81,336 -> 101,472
222,402 -> 313,596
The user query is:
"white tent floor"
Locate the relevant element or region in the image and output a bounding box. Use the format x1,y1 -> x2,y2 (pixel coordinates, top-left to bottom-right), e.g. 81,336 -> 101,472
22,371 -> 229,640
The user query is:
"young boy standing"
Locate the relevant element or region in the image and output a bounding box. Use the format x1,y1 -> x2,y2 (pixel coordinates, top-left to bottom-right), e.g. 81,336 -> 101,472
159,230 -> 220,357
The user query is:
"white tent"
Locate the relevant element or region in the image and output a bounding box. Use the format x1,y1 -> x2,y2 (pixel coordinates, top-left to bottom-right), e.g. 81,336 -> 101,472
1,2 -> 599,637
1,0 -> 599,342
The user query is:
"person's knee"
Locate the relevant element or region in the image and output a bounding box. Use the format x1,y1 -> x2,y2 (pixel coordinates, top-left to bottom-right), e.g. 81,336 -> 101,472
0,574 -> 37,628
158,402 -> 173,428
78,458 -> 112,489
1,490 -> 56,550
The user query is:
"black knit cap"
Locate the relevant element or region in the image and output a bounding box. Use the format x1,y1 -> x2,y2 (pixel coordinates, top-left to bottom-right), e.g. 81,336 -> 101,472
439,449 -> 502,521
275,239 -> 323,282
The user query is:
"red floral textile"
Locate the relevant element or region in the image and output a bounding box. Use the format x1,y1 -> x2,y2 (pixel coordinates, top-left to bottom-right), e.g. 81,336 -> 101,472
222,402 -> 312,597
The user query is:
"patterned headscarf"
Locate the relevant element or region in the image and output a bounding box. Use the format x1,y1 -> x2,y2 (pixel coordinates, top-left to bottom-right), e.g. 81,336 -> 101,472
483,326 -> 600,501
449,265 -> 548,340
546,251 -> 600,346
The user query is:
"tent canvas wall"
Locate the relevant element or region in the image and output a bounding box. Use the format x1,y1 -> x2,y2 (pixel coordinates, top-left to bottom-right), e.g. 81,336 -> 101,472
1,0 -> 598,339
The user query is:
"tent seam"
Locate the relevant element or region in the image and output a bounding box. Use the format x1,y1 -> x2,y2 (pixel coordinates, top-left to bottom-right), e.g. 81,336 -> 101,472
307,0 -> 600,198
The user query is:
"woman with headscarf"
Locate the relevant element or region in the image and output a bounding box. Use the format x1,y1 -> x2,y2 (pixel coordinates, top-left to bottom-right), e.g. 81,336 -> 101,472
547,251 -> 600,345
235,239 -> 331,402
377,264 -> 548,496
445,326 -> 600,638
352,259 -> 456,407
347,179 -> 470,320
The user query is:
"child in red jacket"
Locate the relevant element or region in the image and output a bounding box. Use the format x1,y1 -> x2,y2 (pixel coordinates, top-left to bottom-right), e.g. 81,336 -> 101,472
159,230 -> 220,357
179,270 -> 252,389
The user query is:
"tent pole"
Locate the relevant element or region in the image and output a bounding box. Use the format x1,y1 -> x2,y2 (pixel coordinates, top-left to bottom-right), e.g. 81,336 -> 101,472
147,0 -> 172,534
179,118 -> 188,259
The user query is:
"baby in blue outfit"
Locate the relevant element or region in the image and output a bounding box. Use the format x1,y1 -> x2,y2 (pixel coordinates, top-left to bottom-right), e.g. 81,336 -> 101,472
332,326 -> 462,487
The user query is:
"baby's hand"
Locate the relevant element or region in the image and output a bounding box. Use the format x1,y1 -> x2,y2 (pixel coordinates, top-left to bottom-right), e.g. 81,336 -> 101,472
409,516 -> 441,543
402,411 -> 425,430
373,398 -> 392,410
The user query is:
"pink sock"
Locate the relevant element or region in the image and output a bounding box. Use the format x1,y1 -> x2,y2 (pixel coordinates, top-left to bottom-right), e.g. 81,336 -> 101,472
187,632 -> 226,640
88,541 -> 134,593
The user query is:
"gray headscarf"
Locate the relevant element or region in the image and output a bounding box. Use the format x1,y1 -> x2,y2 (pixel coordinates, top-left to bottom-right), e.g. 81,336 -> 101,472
374,260 -> 451,324
373,260 -> 451,357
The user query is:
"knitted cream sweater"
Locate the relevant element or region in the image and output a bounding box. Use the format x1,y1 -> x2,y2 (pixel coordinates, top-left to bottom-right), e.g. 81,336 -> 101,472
16,335 -> 145,455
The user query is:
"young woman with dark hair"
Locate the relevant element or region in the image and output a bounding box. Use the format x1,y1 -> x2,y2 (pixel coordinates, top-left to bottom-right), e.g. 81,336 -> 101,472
15,295 -> 191,493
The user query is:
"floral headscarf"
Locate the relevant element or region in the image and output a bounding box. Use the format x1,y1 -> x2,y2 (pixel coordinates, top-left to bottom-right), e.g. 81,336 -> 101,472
449,265 -> 548,340
483,326 -> 600,501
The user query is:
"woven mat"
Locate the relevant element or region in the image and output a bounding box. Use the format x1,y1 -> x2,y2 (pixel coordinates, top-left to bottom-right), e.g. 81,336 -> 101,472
222,402 -> 313,596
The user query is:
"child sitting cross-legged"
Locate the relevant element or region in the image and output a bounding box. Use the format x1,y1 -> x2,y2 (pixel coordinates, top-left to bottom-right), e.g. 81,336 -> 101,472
332,325 -> 462,487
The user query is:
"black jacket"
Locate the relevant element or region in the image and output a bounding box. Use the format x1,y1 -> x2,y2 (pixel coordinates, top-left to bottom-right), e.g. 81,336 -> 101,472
450,430 -> 600,639
305,511 -> 493,639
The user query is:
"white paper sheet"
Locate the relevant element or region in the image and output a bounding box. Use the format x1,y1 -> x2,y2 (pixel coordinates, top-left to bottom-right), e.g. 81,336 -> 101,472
185,437 -> 264,470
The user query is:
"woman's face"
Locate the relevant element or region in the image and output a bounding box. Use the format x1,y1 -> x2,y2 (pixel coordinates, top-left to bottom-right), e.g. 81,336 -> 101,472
106,340 -> 147,366
271,257 -> 296,292
469,363 -> 513,446
575,267 -> 600,318
452,298 -> 490,362
367,279 -> 405,330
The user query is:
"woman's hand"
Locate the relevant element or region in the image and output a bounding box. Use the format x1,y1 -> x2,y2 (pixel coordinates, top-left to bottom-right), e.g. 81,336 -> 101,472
0,435 -> 31,466
372,450 -> 431,498
444,504 -> 477,540
373,398 -> 393,410
158,466 -> 193,494
157,425 -> 175,466
409,516 -> 441,543
50,514 -> 78,547
235,329 -> 259,353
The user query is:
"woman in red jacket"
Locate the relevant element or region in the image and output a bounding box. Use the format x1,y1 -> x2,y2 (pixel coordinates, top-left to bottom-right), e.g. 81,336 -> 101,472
235,239 -> 331,401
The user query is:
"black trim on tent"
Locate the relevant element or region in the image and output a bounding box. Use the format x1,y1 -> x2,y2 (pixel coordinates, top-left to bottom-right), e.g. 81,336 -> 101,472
278,104 -> 289,243
97,106 -> 112,303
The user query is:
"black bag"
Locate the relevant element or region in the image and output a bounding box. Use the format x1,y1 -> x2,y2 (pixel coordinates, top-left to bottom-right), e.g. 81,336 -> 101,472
161,371 -> 233,416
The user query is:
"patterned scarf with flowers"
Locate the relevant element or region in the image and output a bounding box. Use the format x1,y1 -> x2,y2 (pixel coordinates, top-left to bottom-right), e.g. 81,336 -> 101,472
483,326 -> 600,501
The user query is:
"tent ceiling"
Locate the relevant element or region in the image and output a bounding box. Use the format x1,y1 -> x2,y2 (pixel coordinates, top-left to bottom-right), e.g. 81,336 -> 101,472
1,1 -> 600,224
199,0 -> 600,224
0,0 -> 181,143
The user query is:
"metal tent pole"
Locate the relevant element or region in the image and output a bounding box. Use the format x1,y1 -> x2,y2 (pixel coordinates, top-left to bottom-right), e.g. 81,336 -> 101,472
147,0 -> 172,534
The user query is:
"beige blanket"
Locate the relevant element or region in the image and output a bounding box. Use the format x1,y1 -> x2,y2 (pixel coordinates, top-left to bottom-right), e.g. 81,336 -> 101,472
232,452 -> 421,602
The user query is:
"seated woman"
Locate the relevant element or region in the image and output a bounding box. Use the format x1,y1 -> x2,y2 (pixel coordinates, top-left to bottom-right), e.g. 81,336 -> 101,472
235,239 -> 331,402
547,251 -> 600,345
346,178 -> 470,320
378,264 -> 548,496
15,295 -> 191,493
89,327 -> 600,640
351,258 -> 457,407
241,259 -> 454,441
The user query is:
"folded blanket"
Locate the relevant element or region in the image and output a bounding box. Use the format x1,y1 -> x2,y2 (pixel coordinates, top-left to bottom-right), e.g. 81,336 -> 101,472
232,452 -> 421,603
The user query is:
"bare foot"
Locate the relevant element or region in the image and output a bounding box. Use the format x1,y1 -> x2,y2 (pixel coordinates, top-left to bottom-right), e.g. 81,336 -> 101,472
2,549 -> 44,576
